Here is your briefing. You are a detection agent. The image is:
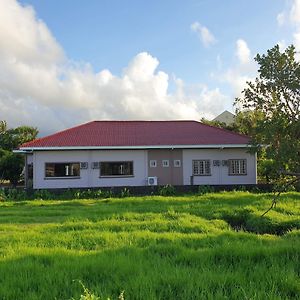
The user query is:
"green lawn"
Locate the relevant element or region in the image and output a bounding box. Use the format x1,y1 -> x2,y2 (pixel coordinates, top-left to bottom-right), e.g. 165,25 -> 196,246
0,192 -> 299,299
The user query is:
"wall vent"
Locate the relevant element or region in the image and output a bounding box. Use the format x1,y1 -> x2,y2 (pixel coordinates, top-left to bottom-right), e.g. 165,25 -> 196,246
92,162 -> 100,169
222,160 -> 229,166
80,162 -> 88,169
213,160 -> 220,166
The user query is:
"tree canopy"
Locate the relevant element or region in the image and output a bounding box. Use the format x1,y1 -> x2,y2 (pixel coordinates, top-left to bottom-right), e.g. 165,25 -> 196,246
235,44 -> 300,175
0,122 -> 38,185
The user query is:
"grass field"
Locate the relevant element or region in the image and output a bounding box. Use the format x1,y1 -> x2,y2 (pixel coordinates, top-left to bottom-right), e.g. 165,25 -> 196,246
0,191 -> 299,299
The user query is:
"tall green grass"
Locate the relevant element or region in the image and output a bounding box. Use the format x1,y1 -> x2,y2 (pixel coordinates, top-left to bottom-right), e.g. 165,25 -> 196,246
0,192 -> 299,299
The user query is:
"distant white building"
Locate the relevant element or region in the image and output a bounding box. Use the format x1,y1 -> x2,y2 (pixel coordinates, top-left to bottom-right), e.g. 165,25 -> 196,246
213,110 -> 235,125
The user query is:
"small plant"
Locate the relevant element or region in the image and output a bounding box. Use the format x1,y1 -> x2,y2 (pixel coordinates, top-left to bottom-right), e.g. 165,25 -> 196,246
80,189 -> 94,199
237,185 -> 247,192
70,189 -> 114,199
120,188 -> 130,198
94,189 -> 104,198
0,188 -> 6,201
72,281 -> 100,300
72,280 -> 125,300
33,189 -> 53,200
197,185 -> 214,195
102,190 -> 114,198
159,184 -> 176,196
4,188 -> 27,201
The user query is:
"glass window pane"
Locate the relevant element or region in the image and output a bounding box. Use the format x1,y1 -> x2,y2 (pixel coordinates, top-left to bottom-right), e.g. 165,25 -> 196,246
45,163 -> 80,177
100,162 -> 133,176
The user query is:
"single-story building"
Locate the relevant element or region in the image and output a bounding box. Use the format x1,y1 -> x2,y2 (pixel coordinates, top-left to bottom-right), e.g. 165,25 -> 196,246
16,120 -> 257,189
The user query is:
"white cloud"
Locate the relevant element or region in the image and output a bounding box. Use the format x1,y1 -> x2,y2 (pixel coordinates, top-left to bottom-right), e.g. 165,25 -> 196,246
191,22 -> 216,47
214,39 -> 256,100
277,12 -> 286,26
290,0 -> 300,24
0,0 -> 228,135
235,39 -> 251,65
0,0 -> 64,66
277,39 -> 287,51
277,0 -> 300,53
221,69 -> 253,97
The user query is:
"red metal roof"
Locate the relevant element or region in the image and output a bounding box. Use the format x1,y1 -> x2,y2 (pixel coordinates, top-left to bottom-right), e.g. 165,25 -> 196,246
20,120 -> 250,149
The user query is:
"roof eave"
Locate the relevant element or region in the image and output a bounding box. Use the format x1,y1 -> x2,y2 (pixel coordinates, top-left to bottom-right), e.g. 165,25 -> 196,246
19,144 -> 251,151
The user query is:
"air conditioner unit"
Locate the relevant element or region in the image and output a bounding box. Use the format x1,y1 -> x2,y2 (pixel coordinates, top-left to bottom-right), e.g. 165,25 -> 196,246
92,162 -> 100,169
80,162 -> 88,169
148,176 -> 158,186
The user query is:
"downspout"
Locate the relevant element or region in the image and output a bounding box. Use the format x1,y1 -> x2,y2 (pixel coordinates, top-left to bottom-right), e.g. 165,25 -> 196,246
24,154 -> 28,189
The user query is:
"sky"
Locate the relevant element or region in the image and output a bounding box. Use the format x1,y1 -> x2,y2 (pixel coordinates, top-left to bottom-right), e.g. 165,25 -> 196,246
0,0 -> 299,135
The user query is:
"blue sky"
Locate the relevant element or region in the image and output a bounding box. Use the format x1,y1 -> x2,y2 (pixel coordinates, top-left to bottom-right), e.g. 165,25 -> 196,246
0,0 -> 299,134
20,0 -> 286,81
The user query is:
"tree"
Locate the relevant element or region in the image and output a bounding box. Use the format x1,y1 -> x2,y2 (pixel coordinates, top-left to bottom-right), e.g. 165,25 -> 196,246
0,151 -> 23,186
0,125 -> 38,151
201,110 -> 265,136
0,120 -> 7,134
235,45 -> 300,176
0,121 -> 38,185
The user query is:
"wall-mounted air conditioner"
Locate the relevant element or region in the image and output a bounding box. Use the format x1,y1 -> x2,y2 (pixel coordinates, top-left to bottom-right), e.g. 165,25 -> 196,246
148,176 -> 158,186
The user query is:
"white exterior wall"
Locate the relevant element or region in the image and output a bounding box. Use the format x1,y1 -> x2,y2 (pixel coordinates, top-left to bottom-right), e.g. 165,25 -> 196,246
182,148 -> 256,185
33,150 -> 148,189
32,148 -> 256,189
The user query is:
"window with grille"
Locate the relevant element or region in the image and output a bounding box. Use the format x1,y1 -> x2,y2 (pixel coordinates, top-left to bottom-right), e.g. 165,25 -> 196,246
228,159 -> 247,175
192,160 -> 211,176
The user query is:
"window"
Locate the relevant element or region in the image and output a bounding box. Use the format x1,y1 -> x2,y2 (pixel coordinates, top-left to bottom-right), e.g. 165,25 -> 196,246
174,160 -> 181,167
45,162 -> 80,178
100,161 -> 133,177
228,159 -> 247,175
193,160 -> 211,176
162,160 -> 169,167
149,160 -> 157,168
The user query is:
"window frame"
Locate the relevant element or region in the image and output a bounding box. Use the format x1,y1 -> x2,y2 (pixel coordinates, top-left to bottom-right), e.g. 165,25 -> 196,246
228,159 -> 247,176
44,162 -> 81,179
99,161 -> 134,178
192,160 -> 211,176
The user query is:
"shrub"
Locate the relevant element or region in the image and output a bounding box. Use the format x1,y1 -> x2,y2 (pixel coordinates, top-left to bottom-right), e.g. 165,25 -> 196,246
120,188 -> 130,198
94,189 -> 105,198
2,188 -> 27,201
68,189 -> 114,200
33,189 -> 53,200
0,189 -> 6,201
159,184 -> 176,196
197,185 -> 215,195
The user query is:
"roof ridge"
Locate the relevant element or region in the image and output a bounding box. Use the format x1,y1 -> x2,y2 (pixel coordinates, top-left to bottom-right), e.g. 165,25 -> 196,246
91,120 -> 198,122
